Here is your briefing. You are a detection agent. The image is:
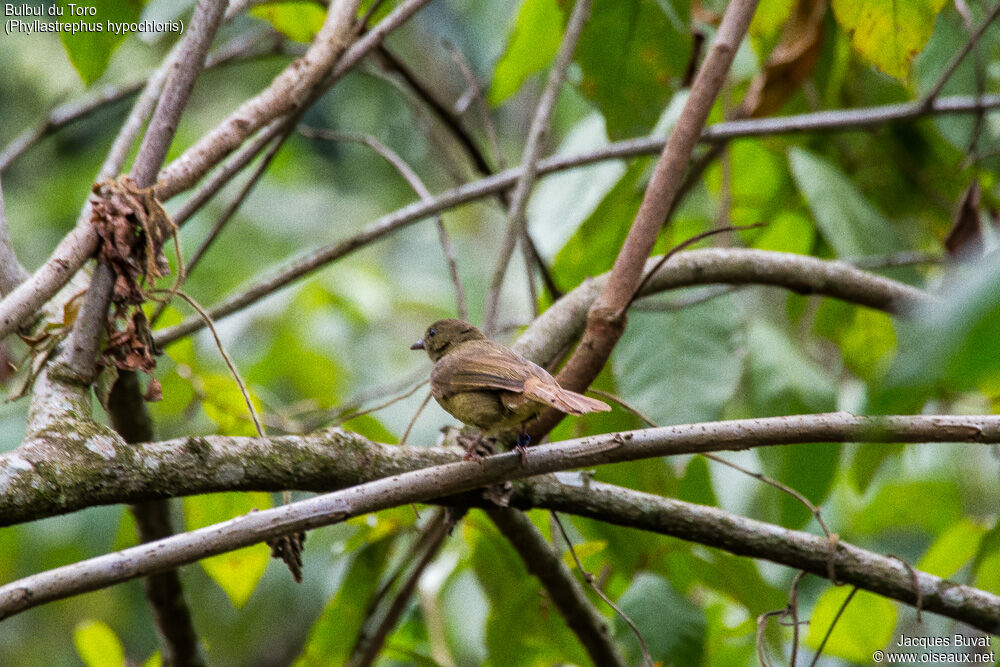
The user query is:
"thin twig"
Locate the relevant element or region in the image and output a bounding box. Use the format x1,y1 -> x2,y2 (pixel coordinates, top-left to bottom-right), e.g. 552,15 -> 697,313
158,290 -> 264,437
629,222 -> 766,310
488,507 -> 626,666
887,553 -> 924,623
482,0 -> 591,335
150,127 -> 291,326
400,391 -> 432,446
756,609 -> 782,667
551,511 -> 652,666
789,571 -> 806,667
172,119 -> 287,228
632,285 -> 739,312
349,510 -> 452,667
808,587 -> 858,667
590,388 -> 837,545
2,92 -> 995,345
300,127 -> 468,320
443,41 -> 506,171
0,175 -> 29,294
375,44 -> 497,178
334,379 -> 429,427
301,367 -> 428,431
921,0 -> 1000,106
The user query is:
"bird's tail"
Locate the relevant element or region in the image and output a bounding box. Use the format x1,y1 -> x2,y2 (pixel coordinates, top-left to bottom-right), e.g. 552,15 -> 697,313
528,382 -> 611,416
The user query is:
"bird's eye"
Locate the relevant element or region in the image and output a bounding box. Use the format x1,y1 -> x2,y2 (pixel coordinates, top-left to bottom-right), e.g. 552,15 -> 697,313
428,328 -> 437,337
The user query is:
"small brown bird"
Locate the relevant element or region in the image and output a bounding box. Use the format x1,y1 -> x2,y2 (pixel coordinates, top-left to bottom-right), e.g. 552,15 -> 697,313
411,319 -> 610,456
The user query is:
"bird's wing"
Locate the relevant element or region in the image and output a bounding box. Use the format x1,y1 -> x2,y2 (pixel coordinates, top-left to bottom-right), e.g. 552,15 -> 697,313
431,347 -> 536,397
432,345 -> 610,415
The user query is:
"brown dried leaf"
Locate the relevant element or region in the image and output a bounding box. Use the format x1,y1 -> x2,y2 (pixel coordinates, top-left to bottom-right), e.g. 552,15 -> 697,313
741,0 -> 826,118
945,179 -> 983,259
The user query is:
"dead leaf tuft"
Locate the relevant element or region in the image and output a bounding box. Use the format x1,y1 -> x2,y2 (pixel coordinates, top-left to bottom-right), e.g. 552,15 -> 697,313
89,176 -> 175,402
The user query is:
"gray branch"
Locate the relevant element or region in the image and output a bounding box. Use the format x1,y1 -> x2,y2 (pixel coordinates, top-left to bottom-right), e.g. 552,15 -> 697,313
156,244 -> 932,348
2,413 -> 1000,629
0,91 -> 991,346
488,507 -> 625,666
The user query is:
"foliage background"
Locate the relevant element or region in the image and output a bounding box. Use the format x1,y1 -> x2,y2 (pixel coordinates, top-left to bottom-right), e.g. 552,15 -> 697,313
1,0 -> 1000,664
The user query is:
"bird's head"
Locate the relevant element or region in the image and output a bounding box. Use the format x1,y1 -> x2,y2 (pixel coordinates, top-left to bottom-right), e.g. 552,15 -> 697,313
410,319 -> 485,362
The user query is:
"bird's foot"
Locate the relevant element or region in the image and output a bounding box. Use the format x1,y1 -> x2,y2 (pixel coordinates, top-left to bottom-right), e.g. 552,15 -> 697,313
514,433 -> 530,465
458,433 -> 495,461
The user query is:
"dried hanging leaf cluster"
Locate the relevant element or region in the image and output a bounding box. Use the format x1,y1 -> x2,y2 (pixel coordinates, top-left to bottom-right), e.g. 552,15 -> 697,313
89,176 -> 175,402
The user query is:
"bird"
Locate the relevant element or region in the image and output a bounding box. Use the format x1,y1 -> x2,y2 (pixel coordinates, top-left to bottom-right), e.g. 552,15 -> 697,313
411,319 -> 611,458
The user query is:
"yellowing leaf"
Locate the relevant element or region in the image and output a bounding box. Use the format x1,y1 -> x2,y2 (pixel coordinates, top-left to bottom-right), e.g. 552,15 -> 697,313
831,0 -> 948,80
250,2 -> 326,43
839,308 -> 897,381
200,374 -> 263,437
561,540 -> 607,569
807,587 -> 896,663
917,519 -> 986,578
184,492 -> 273,608
74,620 -> 126,667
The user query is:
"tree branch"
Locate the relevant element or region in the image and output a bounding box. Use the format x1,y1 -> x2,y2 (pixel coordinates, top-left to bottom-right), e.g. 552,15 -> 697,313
0,174 -> 29,294
60,0 -> 227,382
487,507 -> 625,667
155,245 -> 931,349
537,0 -> 760,439
0,91 -> 991,345
154,0 -> 362,199
3,413 -> 1000,628
482,0 -> 591,335
517,478 -> 1000,635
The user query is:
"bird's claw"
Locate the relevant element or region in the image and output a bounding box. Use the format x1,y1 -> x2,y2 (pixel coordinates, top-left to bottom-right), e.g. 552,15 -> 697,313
515,433 -> 530,464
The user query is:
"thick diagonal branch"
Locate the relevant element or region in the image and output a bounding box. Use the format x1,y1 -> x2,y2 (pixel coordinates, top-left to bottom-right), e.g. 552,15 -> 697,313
538,0 -> 760,439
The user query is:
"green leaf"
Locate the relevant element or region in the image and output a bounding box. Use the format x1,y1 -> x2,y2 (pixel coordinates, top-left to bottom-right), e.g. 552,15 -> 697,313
679,456 -> 717,507
807,587 -> 896,663
576,0 -> 692,139
752,211 -> 815,256
183,492 -> 272,608
341,413 -> 397,444
295,538 -> 393,665
750,0 -> 797,39
851,480 -> 961,536
745,319 -> 837,416
973,520 -> 1000,594
849,442 -> 904,492
831,0 -> 948,81
838,308 -> 898,381
250,2 -> 326,43
59,0 -> 142,85
788,147 -> 899,257
199,374 -> 263,437
613,297 -> 743,426
757,442 -> 841,529
489,0 -> 564,105
707,140 -> 790,229
551,158 -> 649,288
74,620 -> 126,667
528,113 -> 628,260
466,513 -> 589,665
616,573 -> 705,665
917,519 -> 986,579
871,255 -> 1000,413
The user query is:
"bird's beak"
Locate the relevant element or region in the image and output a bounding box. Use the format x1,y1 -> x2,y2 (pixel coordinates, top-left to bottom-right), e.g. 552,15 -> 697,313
410,339 -> 425,350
